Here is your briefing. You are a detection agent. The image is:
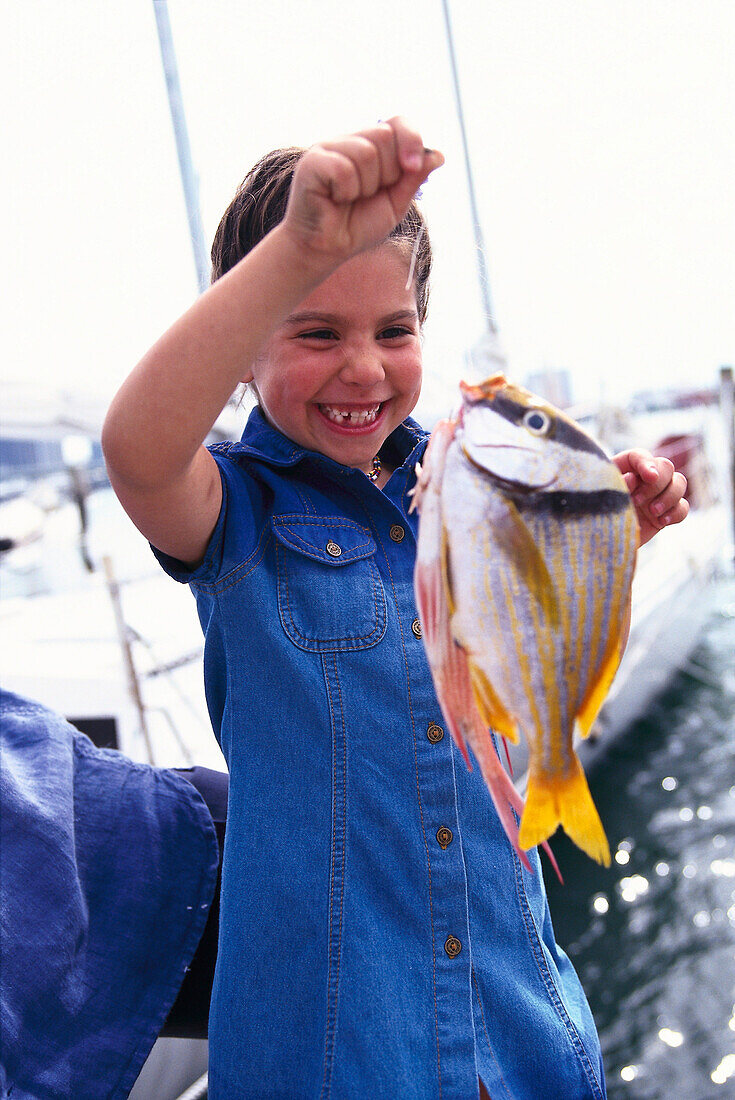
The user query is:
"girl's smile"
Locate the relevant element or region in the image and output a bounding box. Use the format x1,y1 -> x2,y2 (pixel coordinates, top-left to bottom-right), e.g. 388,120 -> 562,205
315,401 -> 386,431
245,245 -> 423,479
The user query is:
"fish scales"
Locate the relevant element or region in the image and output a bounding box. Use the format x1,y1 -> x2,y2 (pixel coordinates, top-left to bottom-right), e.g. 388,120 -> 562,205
412,374 -> 638,867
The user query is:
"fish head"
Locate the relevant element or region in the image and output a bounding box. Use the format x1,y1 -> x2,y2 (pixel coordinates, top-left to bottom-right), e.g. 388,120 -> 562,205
458,375 -> 622,494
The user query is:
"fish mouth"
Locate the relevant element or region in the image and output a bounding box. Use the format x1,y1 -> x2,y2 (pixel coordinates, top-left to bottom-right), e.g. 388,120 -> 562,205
482,468 -> 558,494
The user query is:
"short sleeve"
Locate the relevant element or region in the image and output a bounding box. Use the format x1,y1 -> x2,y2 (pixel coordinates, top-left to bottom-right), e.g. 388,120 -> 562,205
150,448 -> 261,586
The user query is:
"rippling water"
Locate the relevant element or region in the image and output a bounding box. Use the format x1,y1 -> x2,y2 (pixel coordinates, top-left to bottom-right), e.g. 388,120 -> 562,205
546,574 -> 735,1099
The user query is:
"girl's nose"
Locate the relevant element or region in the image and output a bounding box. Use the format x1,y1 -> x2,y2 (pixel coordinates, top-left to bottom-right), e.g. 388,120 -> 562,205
338,345 -> 386,386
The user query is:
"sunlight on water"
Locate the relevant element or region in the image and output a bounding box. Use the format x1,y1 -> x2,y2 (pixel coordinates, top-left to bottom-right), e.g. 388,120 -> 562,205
546,574 -> 735,1100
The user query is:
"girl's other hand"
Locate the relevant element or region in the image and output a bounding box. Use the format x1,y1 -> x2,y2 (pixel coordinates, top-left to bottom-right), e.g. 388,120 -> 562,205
613,449 -> 690,546
283,117 -> 444,265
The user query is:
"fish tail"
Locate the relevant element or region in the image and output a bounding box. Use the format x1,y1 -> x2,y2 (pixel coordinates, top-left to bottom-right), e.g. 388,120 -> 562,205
519,758 -> 611,866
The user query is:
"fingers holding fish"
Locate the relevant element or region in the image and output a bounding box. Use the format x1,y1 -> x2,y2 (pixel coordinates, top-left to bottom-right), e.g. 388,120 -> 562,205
614,447 -> 662,485
644,467 -> 689,524
614,449 -> 690,545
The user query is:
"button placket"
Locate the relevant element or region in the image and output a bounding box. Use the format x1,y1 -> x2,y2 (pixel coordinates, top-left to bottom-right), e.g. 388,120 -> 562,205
444,935 -> 462,959
427,722 -> 444,744
395,513 -> 475,1088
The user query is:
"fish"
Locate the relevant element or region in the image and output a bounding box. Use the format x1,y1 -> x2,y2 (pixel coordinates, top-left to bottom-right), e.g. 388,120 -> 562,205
411,373 -> 639,867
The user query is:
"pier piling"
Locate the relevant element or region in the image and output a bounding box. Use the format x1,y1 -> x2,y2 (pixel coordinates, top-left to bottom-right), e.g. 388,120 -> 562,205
721,365 -> 735,562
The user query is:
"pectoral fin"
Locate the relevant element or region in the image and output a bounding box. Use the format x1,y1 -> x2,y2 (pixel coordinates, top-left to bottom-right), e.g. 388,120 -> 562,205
467,660 -> 519,744
494,498 -> 559,627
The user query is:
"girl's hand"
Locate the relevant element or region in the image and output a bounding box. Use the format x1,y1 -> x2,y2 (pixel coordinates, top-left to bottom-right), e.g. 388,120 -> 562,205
614,449 -> 690,546
283,117 -> 444,265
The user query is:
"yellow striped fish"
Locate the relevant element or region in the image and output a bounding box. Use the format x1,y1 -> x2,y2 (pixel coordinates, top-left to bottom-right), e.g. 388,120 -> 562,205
412,374 -> 638,866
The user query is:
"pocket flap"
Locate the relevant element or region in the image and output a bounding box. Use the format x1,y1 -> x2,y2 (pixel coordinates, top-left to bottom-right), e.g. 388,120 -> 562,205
271,515 -> 376,565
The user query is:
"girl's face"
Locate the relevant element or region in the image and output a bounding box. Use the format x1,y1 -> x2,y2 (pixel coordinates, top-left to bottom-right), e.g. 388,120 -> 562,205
247,244 -> 423,476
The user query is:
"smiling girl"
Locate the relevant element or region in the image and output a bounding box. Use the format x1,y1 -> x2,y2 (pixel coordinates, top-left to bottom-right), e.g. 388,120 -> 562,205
103,117 -> 687,1099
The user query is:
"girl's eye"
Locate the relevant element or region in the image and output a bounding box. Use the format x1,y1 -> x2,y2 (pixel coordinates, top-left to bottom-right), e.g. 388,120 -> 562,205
298,329 -> 338,341
379,325 -> 413,340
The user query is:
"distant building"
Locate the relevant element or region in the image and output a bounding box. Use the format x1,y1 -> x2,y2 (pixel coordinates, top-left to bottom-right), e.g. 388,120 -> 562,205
0,436 -> 105,482
524,368 -> 573,409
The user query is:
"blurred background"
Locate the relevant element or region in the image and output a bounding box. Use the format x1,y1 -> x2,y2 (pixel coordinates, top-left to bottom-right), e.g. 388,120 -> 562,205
3,3 -> 734,1097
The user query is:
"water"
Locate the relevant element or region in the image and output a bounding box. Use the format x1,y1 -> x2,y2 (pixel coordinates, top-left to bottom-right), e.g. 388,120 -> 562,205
546,575 -> 735,1099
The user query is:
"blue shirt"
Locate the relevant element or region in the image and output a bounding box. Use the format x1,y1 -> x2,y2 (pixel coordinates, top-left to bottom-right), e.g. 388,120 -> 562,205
0,689 -> 219,1100
154,407 -> 607,1100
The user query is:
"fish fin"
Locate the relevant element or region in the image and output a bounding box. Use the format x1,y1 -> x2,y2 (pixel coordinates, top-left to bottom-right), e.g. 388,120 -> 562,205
439,641 -> 474,770
519,758 -> 611,866
413,419 -> 472,768
466,660 -> 519,744
542,840 -> 564,885
501,736 -> 514,777
465,726 -> 533,872
575,591 -> 632,738
495,499 -> 560,627
409,418 -> 457,515
415,553 -> 473,767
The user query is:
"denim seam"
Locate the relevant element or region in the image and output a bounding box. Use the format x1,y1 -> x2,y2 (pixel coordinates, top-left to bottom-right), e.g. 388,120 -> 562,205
400,465 -> 417,517
276,544 -> 386,649
275,527 -> 375,561
220,582 -> 235,766
513,859 -> 605,1100
321,657 -> 338,1100
274,514 -> 373,533
319,654 -> 347,1100
294,486 -> 317,514
194,524 -> 272,593
471,965 -> 514,1100
367,517 -> 443,1098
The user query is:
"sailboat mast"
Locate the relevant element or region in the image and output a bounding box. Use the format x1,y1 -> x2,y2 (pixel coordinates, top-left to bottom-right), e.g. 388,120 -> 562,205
152,0 -> 209,294
440,0 -> 498,336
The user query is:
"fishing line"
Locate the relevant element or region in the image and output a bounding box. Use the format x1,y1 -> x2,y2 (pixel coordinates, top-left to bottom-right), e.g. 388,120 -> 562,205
405,223 -> 425,291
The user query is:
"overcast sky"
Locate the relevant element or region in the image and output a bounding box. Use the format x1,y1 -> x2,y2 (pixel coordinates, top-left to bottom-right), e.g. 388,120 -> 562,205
5,1 -> 734,423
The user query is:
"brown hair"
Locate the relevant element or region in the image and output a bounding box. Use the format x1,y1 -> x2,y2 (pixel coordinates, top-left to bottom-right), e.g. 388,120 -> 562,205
210,147 -> 432,323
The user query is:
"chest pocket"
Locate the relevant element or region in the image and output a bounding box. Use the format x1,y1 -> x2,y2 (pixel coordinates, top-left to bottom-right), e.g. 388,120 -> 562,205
272,514 -> 387,652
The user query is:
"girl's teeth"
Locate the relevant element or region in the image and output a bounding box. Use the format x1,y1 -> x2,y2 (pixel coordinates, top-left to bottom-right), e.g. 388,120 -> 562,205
321,404 -> 381,426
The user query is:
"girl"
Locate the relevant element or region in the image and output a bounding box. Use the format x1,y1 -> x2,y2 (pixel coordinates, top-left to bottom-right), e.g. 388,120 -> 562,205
103,118 -> 688,1099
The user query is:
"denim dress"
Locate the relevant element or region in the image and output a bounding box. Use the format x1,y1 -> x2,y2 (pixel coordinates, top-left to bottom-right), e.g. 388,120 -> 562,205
154,407 -> 607,1100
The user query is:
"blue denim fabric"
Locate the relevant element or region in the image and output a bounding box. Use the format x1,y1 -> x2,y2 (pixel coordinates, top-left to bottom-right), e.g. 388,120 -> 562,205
154,407 -> 607,1100
0,690 -> 219,1100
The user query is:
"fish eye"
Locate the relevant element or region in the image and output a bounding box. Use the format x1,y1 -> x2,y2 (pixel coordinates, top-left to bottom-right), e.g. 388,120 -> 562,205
522,408 -> 551,435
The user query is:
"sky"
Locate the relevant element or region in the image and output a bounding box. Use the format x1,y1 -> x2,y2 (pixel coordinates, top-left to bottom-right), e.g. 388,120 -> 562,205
4,1 -> 734,426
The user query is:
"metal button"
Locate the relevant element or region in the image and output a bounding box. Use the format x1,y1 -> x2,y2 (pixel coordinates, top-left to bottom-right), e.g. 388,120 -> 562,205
326,540 -> 342,558
411,618 -> 422,639
436,826 -> 453,849
427,723 -> 444,744
444,935 -> 462,959
389,524 -> 405,543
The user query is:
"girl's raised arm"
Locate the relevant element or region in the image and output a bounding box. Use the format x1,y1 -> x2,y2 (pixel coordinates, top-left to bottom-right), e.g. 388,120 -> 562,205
102,118 -> 443,566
